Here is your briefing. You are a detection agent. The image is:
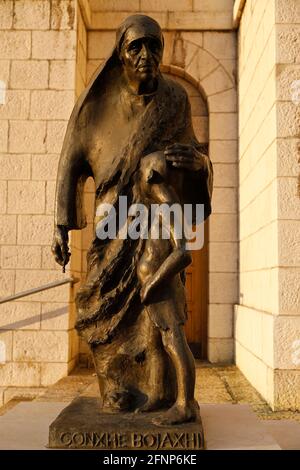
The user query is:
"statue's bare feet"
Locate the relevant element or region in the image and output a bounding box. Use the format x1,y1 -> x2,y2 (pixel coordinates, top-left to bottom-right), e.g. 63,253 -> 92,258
152,400 -> 199,426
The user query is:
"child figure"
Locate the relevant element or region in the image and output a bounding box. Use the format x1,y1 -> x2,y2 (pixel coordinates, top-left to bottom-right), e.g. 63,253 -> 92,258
136,151 -> 199,426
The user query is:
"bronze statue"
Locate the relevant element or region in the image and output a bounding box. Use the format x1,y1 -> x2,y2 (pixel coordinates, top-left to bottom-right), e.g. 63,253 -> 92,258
52,14 -> 213,426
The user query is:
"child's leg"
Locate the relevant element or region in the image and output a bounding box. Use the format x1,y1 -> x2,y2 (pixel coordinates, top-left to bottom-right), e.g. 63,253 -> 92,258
152,323 -> 198,425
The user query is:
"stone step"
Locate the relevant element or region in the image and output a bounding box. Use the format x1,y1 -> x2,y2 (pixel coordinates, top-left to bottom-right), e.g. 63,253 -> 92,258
262,419 -> 300,450
199,404 -> 281,450
0,401 -> 283,450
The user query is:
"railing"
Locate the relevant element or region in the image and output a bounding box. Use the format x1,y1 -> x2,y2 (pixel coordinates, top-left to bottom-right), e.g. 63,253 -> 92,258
0,277 -> 80,305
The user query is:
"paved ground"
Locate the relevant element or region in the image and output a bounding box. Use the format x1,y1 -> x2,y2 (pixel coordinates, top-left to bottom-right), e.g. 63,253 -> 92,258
1,362 -> 300,424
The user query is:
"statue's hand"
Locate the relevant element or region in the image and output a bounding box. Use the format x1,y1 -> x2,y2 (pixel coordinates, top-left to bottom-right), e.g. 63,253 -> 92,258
164,143 -> 207,172
51,226 -> 70,268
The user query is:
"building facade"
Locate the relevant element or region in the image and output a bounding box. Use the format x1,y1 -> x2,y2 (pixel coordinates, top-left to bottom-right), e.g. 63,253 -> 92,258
0,0 -> 299,411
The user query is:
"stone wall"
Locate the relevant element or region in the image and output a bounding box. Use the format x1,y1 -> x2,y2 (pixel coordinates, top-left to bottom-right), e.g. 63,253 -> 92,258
236,0 -> 300,410
0,0 -> 78,404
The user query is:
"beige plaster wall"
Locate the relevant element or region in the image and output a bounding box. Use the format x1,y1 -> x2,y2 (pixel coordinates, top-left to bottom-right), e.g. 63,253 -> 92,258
0,0 -> 78,404
236,0 -> 300,410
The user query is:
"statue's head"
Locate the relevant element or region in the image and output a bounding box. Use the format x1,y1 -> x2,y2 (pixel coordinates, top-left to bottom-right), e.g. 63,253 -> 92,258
116,15 -> 164,91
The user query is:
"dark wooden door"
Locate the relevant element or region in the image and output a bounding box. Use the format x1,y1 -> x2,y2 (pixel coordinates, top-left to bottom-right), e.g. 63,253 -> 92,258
184,221 -> 208,359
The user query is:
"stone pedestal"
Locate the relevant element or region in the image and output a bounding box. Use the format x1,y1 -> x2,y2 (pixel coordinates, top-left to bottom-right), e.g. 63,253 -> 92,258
49,397 -> 204,450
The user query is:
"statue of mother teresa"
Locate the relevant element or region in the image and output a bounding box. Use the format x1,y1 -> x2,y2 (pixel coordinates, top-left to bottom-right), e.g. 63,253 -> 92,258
52,15 -> 213,425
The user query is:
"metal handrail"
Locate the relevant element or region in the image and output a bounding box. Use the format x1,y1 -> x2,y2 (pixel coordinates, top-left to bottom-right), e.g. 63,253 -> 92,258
0,277 -> 80,305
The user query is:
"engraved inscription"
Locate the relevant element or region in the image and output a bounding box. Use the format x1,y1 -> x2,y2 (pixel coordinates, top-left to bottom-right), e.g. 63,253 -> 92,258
59,431 -> 203,449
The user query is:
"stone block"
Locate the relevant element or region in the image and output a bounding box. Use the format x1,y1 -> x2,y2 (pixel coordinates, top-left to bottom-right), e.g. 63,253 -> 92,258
0,181 -> 6,214
0,90 -> 30,120
11,60 -> 49,90
92,11 -> 167,29
209,140 -> 237,164
185,48 -> 218,82
1,245 -> 41,269
41,362 -> 69,387
207,338 -> 234,363
31,154 -> 59,181
235,340 -> 272,407
0,215 -> 16,245
3,387 -> 45,404
0,120 -> 8,152
9,120 -> 46,154
46,121 -> 68,154
13,330 -> 69,363
194,0 -> 234,12
276,0 -> 300,23
277,25 -> 300,64
274,370 -> 300,411
209,242 -> 238,273
201,67 -> 234,97
0,362 -> 41,387
208,304 -> 233,339
41,303 -> 70,331
182,32 -> 203,48
17,215 -> 53,245
14,0 -> 50,30
277,138 -> 300,178
0,330 -> 13,362
239,269 -> 279,315
0,154 -> 30,180
0,301 -> 41,330
210,113 -> 238,141
30,90 -> 74,120
90,0 -> 139,11
209,273 -> 238,304
278,177 -> 300,220
14,269 -> 70,303
141,0 -> 192,10
0,0 -> 13,29
203,32 -> 236,60
239,221 -> 278,272
167,11 -> 233,30
274,316 -> 300,370
278,220 -> 300,267
7,181 -> 45,214
278,268 -> 300,315
277,102 -> 300,138
208,88 -> 237,113
234,305 -> 264,361
213,163 -> 237,188
209,213 -> 238,242
88,31 -> 116,60
49,60 -> 75,90
0,31 -> 31,59
0,60 -> 10,84
41,246 -> 62,270
211,187 -> 237,214
32,31 -> 76,60
46,181 -> 56,214
51,0 -> 76,30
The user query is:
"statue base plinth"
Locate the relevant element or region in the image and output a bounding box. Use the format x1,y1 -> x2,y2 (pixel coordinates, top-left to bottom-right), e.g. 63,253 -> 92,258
48,397 -> 204,450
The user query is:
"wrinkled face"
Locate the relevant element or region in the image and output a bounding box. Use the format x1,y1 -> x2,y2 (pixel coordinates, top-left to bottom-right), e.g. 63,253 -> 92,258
120,35 -> 163,83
